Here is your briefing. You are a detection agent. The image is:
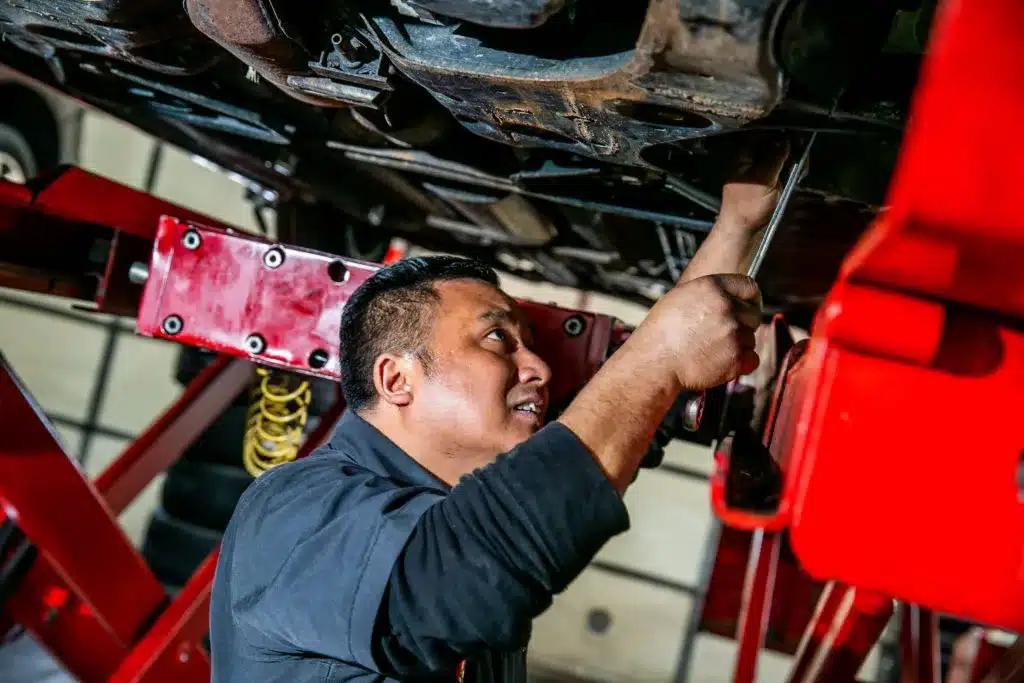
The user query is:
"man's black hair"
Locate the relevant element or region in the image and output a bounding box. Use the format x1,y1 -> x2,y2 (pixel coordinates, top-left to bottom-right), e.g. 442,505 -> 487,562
339,255 -> 500,411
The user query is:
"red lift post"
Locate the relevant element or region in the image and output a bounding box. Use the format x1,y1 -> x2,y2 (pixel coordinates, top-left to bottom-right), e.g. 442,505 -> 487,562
706,1 -> 1024,682
1,0 -> 1022,681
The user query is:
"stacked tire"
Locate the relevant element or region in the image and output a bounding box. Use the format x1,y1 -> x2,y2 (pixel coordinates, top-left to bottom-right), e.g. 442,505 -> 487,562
141,348 -> 252,592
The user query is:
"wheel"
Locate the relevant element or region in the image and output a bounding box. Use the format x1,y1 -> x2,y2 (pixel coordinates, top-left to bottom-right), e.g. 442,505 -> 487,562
0,83 -> 64,184
0,123 -> 36,184
161,460 -> 254,531
141,506 -> 222,589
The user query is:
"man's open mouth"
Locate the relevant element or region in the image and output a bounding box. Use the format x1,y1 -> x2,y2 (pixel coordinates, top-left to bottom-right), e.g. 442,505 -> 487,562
514,402 -> 542,416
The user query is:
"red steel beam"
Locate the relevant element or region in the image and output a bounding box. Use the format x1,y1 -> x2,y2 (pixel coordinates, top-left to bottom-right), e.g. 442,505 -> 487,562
95,355 -> 252,515
108,551 -> 218,683
4,562 -> 134,682
0,355 -> 168,682
900,604 -> 940,683
0,352 -> 256,682
731,530 -> 782,683
0,354 -> 166,645
786,583 -> 892,683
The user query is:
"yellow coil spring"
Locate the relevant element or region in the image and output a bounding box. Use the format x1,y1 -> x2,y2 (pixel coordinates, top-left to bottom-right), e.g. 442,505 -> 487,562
242,368 -> 312,478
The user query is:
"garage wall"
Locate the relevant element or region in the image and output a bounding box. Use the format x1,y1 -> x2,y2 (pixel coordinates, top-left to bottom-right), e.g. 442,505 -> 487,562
0,106 -> 892,683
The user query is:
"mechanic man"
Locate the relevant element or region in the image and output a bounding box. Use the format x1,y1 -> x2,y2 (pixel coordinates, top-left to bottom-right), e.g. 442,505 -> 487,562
209,143 -> 789,683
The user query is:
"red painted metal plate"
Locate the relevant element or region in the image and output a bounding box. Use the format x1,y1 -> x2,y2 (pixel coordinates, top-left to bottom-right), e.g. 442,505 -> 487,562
138,218 -> 615,413
138,216 -> 380,379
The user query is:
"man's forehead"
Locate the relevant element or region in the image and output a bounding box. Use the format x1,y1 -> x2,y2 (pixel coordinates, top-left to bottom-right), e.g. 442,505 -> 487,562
434,279 -> 523,321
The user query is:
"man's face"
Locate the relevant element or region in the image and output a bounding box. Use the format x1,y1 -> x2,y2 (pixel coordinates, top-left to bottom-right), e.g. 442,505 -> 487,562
408,279 -> 552,462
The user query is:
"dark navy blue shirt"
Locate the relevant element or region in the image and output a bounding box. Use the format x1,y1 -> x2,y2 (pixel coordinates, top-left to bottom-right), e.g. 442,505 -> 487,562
210,411 -> 629,683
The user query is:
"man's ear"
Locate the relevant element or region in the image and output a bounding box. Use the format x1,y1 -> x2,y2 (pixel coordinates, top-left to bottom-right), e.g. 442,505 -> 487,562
372,354 -> 414,407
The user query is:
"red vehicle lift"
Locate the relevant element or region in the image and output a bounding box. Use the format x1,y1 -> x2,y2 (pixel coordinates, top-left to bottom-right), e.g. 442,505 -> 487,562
1,0 -> 1022,681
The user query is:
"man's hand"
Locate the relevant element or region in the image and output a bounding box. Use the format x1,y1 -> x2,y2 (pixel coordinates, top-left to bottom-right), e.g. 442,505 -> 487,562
559,273 -> 762,492
717,138 -> 790,234
636,273 -> 763,391
680,137 -> 791,282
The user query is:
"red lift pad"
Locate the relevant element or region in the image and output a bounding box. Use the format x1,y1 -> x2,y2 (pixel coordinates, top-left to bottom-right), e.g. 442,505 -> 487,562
781,0 -> 1024,631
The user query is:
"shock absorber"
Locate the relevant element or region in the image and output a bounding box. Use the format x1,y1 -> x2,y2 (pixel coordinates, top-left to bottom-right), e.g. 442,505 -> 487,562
242,368 -> 312,477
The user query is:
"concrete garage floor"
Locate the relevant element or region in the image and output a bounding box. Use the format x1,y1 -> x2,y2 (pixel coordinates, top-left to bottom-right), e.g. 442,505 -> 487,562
0,109 -> 891,683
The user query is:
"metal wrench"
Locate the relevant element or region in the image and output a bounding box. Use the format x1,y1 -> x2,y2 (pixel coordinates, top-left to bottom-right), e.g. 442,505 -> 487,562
681,133 -> 816,432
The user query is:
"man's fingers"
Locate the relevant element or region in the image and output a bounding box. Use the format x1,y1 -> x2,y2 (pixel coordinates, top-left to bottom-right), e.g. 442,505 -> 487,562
712,274 -> 762,306
732,299 -> 762,333
737,326 -> 757,351
764,138 -> 791,186
738,349 -> 760,376
728,134 -> 791,185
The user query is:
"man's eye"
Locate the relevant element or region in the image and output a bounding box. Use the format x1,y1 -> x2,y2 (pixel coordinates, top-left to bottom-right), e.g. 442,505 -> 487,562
486,329 -> 507,342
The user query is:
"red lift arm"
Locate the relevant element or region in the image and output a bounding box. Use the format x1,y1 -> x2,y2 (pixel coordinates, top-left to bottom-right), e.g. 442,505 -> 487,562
1,0 -> 1023,681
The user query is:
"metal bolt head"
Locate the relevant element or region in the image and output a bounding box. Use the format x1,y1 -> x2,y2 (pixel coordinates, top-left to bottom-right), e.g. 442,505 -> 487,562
182,230 -> 201,251
263,247 -> 285,269
308,348 -> 330,369
563,315 -> 585,338
682,394 -> 704,432
162,315 -> 183,336
244,334 -> 266,355
128,262 -> 150,285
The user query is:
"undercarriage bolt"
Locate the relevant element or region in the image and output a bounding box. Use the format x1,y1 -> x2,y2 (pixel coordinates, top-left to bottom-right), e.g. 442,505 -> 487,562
182,230 -> 201,251
128,262 -> 150,284
263,247 -> 285,269
245,334 -> 267,355
367,204 -> 386,227
162,315 -> 183,336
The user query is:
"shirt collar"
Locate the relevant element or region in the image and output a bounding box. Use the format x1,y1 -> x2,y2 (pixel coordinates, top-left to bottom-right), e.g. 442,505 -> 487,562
329,410 -> 449,493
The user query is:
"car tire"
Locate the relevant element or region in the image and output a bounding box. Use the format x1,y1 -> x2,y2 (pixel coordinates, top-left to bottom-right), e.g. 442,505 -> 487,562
161,460 -> 254,531
0,122 -> 36,184
141,506 -> 221,589
174,346 -> 221,387
181,403 -> 250,468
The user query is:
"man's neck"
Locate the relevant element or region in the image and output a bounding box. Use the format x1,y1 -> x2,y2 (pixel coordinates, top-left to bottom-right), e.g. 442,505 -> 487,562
358,409 -> 464,487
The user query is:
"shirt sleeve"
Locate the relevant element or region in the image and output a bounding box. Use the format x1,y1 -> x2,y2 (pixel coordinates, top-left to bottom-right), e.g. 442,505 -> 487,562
226,451 -> 445,668
374,422 -> 631,678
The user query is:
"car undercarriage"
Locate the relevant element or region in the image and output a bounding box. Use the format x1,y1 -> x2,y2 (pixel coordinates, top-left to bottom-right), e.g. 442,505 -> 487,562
0,0 -> 935,318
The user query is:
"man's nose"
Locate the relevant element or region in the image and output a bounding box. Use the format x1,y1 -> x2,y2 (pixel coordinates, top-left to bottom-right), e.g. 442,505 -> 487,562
516,347 -> 552,387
